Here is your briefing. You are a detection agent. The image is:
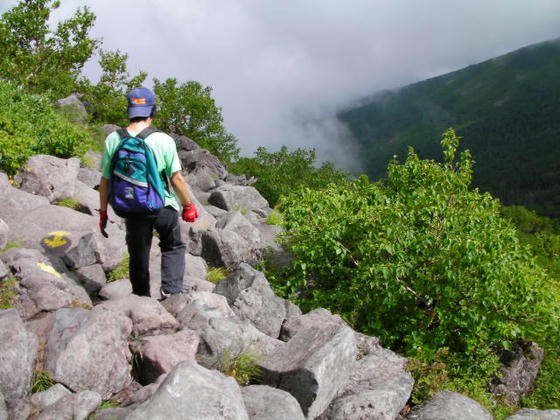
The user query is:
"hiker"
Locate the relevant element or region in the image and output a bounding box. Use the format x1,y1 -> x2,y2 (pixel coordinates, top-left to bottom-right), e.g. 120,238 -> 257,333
98,86 -> 198,299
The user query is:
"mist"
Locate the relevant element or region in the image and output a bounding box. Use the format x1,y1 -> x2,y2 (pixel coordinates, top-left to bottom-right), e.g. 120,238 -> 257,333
12,0 -> 560,169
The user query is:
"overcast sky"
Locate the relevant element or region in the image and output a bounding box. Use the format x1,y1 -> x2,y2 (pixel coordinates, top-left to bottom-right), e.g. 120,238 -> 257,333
4,0 -> 560,167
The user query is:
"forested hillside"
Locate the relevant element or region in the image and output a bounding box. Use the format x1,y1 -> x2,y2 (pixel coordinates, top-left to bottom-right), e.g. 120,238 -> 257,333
338,38 -> 560,217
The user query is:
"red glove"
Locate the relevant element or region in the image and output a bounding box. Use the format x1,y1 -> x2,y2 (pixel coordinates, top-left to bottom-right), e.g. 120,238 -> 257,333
99,210 -> 109,238
182,203 -> 198,223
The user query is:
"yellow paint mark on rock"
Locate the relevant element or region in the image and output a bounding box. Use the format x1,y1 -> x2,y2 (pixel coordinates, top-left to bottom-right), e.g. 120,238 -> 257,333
37,262 -> 61,278
26,166 -> 33,172
43,231 -> 71,248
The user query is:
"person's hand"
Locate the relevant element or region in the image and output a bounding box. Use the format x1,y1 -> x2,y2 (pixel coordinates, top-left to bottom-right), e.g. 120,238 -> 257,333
182,203 -> 198,223
99,210 -> 109,238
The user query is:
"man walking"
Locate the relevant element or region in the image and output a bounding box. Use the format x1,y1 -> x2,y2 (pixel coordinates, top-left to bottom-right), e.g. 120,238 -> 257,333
98,86 -> 198,298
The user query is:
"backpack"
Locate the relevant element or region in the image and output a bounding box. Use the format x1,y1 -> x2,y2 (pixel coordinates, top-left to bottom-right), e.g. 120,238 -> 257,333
108,127 -> 167,216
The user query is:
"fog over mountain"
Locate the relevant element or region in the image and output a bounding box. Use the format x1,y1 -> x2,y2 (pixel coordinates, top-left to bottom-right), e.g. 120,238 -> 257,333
6,0 -> 560,168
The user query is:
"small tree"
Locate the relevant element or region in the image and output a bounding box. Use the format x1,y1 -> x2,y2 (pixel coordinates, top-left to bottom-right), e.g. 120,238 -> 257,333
0,0 -> 99,97
153,78 -> 239,164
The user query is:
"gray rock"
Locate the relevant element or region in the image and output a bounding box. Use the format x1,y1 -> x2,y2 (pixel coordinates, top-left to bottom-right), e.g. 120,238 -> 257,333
122,374 -> 167,407
180,148 -> 228,180
215,263 -> 301,338
183,226 -> 203,256
407,391 -> 493,420
173,134 -> 201,151
185,253 -> 208,280
0,261 -> 8,280
75,263 -> 107,295
0,392 -> 6,420
44,307 -> 133,400
184,184 -> 217,231
1,247 -> 91,319
98,295 -> 178,336
31,383 -> 72,411
279,307 -> 348,342
0,172 -> 50,212
208,185 -> 269,212
216,211 -> 264,245
19,155 -> 80,203
0,218 -> 8,250
226,173 -> 257,186
101,124 -> 121,135
4,399 -> 30,420
95,406 -> 135,419
73,179 -> 123,229
321,346 -> 414,420
57,93 -> 87,119
98,279 -> 132,300
204,204 -> 228,218
126,361 -> 249,420
260,323 -> 356,419
183,275 -> 216,293
37,390 -> 102,420
489,341 -> 544,405
187,167 -> 217,192
201,228 -> 258,269
506,408 -> 560,420
134,330 -> 199,384
77,167 -> 101,189
164,291 -> 235,328
59,231 -> 98,268
0,309 -> 38,408
241,385 -> 305,420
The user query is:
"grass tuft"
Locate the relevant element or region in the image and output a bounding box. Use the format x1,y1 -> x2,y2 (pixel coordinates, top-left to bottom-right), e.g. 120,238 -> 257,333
202,347 -> 263,386
0,276 -> 18,309
107,254 -> 129,283
31,369 -> 55,394
207,266 -> 229,284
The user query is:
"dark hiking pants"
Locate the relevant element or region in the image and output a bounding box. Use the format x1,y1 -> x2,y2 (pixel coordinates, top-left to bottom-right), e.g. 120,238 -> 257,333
125,206 -> 186,297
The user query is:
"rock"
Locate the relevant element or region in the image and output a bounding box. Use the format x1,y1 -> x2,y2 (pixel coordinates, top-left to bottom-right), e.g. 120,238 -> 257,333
96,407 -> 135,420
215,263 -> 301,338
59,231 -> 98,268
216,211 -> 264,245
241,385 -> 305,420
0,392 -> 6,420
260,323 -> 356,419
98,279 -> 132,300
204,204 -> 228,219
279,307 -> 348,342
0,219 -> 8,250
184,184 -> 217,231
44,307 -> 133,400
187,167 -> 217,192
407,391 -> 493,420
73,180 -> 122,228
226,173 -> 257,186
19,155 -> 80,203
506,408 -> 560,420
37,390 -> 101,420
0,261 -> 8,280
180,148 -> 228,180
183,276 -> 216,293
122,374 -> 167,407
134,329 -> 200,384
185,253 -> 208,280
126,361 -> 249,420
77,167 -> 101,189
183,226 -> 203,256
320,346 -> 413,420
31,383 -> 72,411
75,263 -> 107,295
208,185 -> 269,212
201,228 -> 258,269
101,124 -> 120,135
489,340 -> 544,405
163,291 -> 235,327
173,134 -> 200,151
1,247 -> 91,319
98,295 -> 178,336
57,93 -> 87,120
0,172 -> 50,212
0,309 -> 38,409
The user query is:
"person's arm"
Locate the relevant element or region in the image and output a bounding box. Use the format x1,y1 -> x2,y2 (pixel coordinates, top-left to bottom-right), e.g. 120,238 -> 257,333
170,171 -> 192,207
99,176 -> 109,211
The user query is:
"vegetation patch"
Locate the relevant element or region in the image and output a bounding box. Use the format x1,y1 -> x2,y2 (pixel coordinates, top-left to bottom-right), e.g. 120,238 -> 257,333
55,197 -> 90,214
106,254 -> 130,283
31,369 -> 55,394
200,347 -> 262,386
0,276 -> 18,309
207,266 -> 229,284
265,210 -> 284,226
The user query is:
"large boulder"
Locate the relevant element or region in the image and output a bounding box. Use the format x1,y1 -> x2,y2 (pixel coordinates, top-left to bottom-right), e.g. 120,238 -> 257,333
44,307 -> 133,400
57,93 -> 87,124
488,340 -> 544,405
126,361 -> 249,420
216,211 -> 265,245
1,247 -> 91,319
201,228 -> 258,269
98,279 -> 132,300
215,263 -> 301,338
36,390 -> 101,420
0,218 -> 8,250
98,295 -> 178,336
506,409 -> 560,420
18,155 -> 80,203
208,184 -> 269,213
172,134 -> 201,152
407,391 -> 494,420
0,393 -> 7,420
260,323 -> 356,419
0,309 -> 38,411
75,263 -> 107,295
180,148 -> 228,180
133,329 -> 200,384
241,385 -> 305,420
30,383 -> 72,411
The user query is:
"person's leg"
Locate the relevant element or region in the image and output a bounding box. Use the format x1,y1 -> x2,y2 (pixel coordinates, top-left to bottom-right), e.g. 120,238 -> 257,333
154,207 -> 186,295
125,216 -> 154,296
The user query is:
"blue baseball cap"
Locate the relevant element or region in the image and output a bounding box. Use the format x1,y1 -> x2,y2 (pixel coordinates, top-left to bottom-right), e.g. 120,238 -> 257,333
127,87 -> 156,119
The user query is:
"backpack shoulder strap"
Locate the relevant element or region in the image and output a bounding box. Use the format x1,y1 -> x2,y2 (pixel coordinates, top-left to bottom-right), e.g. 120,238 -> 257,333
137,127 -> 160,140
116,128 -> 129,139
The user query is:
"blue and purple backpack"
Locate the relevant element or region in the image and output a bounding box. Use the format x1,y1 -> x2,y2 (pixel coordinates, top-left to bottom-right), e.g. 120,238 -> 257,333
108,127 -> 167,216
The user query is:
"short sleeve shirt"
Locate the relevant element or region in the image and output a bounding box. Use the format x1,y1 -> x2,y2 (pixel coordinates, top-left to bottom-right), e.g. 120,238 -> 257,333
100,129 -> 182,211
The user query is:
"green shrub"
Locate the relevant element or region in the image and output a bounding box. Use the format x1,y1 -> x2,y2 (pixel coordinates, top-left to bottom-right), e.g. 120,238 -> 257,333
107,254 -> 129,283
0,276 -> 18,309
0,80 -> 94,175
207,266 -> 229,284
56,197 -> 81,211
201,347 -> 262,386
266,210 -> 284,226
275,129 -> 557,363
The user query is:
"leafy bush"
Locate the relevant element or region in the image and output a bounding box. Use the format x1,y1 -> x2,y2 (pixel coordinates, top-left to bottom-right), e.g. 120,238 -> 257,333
0,80 -> 93,175
275,129 -> 556,362
231,146 -> 350,207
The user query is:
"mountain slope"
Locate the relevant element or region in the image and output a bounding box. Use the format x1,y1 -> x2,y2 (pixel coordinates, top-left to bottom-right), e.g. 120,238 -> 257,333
338,38 -> 560,217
